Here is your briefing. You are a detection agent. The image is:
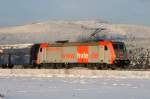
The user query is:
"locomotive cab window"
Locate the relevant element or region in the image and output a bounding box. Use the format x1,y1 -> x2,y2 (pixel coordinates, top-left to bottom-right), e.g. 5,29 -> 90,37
40,48 -> 42,52
119,44 -> 124,50
104,46 -> 108,51
113,44 -> 118,50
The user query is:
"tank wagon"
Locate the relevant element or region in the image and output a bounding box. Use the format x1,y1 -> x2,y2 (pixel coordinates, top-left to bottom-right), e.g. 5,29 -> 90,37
0,40 -> 130,69
0,48 -> 32,68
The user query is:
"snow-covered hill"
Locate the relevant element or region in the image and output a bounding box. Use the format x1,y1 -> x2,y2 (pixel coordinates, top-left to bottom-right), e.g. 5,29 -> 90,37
0,20 -> 149,44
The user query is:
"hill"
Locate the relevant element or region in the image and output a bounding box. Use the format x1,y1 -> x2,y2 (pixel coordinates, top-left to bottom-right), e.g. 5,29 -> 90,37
0,20 -> 149,45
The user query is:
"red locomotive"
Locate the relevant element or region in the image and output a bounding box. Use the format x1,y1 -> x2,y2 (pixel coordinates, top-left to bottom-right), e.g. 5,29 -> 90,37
30,40 -> 130,69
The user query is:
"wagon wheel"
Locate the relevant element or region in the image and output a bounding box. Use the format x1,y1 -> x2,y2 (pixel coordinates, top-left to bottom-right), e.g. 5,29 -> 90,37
8,64 -> 14,69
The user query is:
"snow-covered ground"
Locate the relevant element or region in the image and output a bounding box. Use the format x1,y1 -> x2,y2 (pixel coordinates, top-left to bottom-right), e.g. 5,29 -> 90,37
0,76 -> 150,99
1,69 -> 150,79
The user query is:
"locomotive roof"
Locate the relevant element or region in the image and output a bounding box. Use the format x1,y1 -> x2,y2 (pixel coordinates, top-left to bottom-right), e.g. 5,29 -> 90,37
47,41 -> 100,47
112,41 -> 124,44
46,40 -> 124,47
38,40 -> 124,47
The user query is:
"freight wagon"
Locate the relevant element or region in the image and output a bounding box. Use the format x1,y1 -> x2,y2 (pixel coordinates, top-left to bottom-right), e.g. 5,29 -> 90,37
0,48 -> 32,68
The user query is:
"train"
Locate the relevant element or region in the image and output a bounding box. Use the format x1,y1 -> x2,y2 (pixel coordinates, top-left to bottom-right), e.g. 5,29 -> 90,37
0,40 -> 130,69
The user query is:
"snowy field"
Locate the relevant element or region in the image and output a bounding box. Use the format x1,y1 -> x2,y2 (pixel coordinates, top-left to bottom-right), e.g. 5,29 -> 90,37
0,76 -> 150,99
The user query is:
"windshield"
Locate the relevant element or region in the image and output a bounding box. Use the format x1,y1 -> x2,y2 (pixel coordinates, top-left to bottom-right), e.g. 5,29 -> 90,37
113,43 -> 125,51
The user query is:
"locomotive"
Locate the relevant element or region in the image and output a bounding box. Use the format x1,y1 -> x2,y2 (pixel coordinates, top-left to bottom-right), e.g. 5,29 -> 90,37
0,40 -> 130,69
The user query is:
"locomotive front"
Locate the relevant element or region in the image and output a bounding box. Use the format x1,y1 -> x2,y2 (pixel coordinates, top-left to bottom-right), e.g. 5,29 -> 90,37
112,42 -> 130,67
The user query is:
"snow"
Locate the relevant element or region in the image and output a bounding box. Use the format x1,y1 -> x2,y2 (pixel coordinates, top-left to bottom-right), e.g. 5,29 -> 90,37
0,76 -> 150,99
1,69 -> 150,79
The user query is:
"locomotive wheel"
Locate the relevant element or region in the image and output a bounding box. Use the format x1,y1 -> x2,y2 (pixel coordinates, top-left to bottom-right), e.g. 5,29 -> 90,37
95,64 -> 103,70
86,64 -> 93,69
86,64 -> 97,70
55,63 -> 63,69
65,63 -> 71,69
109,64 -> 117,70
101,64 -> 108,70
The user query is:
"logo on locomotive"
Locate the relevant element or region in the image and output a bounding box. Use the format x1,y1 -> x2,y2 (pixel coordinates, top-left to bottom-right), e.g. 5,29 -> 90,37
77,52 -> 88,59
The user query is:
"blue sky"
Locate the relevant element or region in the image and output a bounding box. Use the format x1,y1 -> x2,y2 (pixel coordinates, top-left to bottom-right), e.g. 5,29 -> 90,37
0,0 -> 150,26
